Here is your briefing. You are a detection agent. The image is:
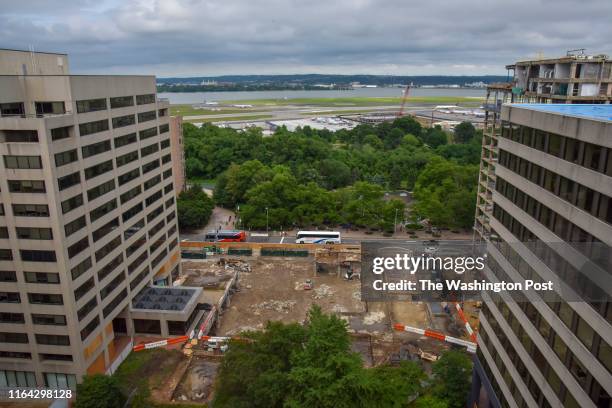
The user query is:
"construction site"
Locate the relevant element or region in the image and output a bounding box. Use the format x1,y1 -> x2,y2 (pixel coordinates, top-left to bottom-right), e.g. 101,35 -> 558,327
126,242 -> 481,405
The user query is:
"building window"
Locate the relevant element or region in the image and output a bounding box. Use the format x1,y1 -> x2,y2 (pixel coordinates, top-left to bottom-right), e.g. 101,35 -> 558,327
120,186 -> 142,206
93,218 -> 119,242
76,98 -> 107,114
141,143 -> 159,157
58,171 -> 81,190
116,150 -> 139,167
160,139 -> 170,149
122,203 -> 143,223
146,190 -> 163,207
0,249 -> 13,261
36,334 -> 70,346
24,272 -> 59,284
139,126 -> 158,140
130,266 -> 149,290
68,236 -> 89,259
114,132 -> 137,148
28,293 -> 63,305
50,126 -> 72,141
159,123 -> 169,134
0,228 -> 7,239
128,252 -> 148,275
0,292 -> 20,303
74,277 -> 94,301
147,205 -> 164,223
97,253 -> 123,282
137,110 -> 156,123
124,218 -> 144,240
12,204 -> 49,217
134,319 -> 161,334
0,351 -> 31,359
71,257 -> 92,280
61,194 -> 83,214
64,215 -> 86,237
162,153 -> 171,164
142,159 -> 160,174
17,227 -> 53,240
118,168 -> 140,186
148,219 -> 165,239
144,175 -> 161,190
0,102 -> 25,116
21,250 -> 57,263
0,332 -> 28,344
0,271 -> 17,282
158,108 -> 168,117
80,316 -> 100,340
110,95 -> 134,109
0,312 -> 24,323
4,155 -> 42,169
79,119 -> 109,137
163,168 -> 172,179
0,370 -> 37,387
136,94 -> 155,105
1,129 -> 38,143
35,101 -> 65,115
164,183 -> 174,194
103,288 -> 127,318
95,235 -> 122,262
54,149 -> 78,167
126,235 -> 146,258
85,160 -> 113,180
8,180 -> 45,193
40,354 -> 72,362
77,297 -> 97,321
112,114 -> 136,129
90,199 -> 117,223
87,179 -> 116,202
82,140 -> 111,158
100,271 -> 125,299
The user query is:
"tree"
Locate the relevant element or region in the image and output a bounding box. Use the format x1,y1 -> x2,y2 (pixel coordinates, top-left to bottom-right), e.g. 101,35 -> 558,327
431,351 -> 472,408
453,121 -> 476,144
421,126 -> 448,148
74,374 -> 124,408
177,186 -> 215,229
415,395 -> 449,408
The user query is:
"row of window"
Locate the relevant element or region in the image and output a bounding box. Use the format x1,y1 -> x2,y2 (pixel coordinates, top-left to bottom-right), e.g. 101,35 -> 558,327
499,149 -> 612,225
0,249 -> 56,262
75,94 -> 156,114
0,292 -> 62,304
0,227 -> 53,240
501,123 -> 612,177
0,332 -> 69,346
0,351 -> 72,362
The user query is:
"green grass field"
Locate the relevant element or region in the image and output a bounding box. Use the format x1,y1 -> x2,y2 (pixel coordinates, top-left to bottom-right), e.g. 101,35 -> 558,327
170,105 -> 257,116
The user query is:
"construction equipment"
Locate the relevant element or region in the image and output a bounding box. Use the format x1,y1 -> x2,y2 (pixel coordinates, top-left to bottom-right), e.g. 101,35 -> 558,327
303,279 -> 313,290
396,82 -> 413,117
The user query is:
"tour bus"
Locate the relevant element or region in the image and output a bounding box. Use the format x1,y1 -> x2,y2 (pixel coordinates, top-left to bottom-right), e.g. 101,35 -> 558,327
204,230 -> 246,242
296,231 -> 341,244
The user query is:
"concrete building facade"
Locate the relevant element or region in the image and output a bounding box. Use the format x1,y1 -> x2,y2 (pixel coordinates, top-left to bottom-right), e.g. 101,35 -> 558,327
470,104 -> 612,408
169,115 -> 186,193
0,49 -> 194,388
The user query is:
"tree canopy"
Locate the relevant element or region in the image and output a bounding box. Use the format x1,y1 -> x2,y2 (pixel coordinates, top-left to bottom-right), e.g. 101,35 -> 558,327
177,186 -> 215,229
74,374 -> 125,408
183,117 -> 481,230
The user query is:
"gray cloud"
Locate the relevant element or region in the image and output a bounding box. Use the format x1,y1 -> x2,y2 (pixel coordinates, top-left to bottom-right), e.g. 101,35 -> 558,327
1,0 -> 611,76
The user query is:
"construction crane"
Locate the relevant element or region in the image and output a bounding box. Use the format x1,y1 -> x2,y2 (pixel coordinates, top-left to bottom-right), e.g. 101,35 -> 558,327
396,82 -> 413,117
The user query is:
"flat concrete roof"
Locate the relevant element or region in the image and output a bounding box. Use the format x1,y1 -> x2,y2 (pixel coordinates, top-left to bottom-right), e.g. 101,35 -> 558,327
510,104 -> 612,123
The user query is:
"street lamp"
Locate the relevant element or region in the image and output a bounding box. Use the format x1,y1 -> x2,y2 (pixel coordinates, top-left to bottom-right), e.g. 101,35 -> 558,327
265,207 -> 269,233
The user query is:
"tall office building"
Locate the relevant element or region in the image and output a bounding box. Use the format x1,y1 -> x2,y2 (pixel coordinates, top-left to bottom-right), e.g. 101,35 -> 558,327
0,49 -> 202,389
475,52 -> 611,237
470,104 -> 612,407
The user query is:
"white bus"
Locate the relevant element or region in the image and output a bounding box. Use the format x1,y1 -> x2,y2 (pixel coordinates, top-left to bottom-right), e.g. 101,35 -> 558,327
296,231 -> 341,244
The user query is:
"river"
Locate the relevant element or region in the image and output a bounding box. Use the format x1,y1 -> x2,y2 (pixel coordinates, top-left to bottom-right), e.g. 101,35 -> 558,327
158,87 -> 485,104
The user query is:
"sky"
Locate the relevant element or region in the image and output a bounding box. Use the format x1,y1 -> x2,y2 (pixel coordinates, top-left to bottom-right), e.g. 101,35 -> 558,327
1,0 -> 611,77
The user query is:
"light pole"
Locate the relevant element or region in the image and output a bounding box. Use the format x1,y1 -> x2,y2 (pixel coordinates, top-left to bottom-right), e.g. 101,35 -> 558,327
265,207 -> 269,234
394,208 -> 398,233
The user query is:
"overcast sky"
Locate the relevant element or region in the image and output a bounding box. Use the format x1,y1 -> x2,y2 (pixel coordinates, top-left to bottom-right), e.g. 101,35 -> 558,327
1,0 -> 611,77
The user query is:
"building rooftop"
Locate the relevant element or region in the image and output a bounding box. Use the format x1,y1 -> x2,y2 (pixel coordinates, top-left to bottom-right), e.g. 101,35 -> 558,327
131,286 -> 199,312
511,104 -> 612,122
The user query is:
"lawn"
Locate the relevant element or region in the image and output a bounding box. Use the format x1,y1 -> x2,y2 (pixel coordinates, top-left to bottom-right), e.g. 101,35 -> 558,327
170,105 -> 257,116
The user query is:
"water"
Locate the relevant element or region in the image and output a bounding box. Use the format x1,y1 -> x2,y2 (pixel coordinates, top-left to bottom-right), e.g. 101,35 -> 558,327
158,87 -> 485,104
